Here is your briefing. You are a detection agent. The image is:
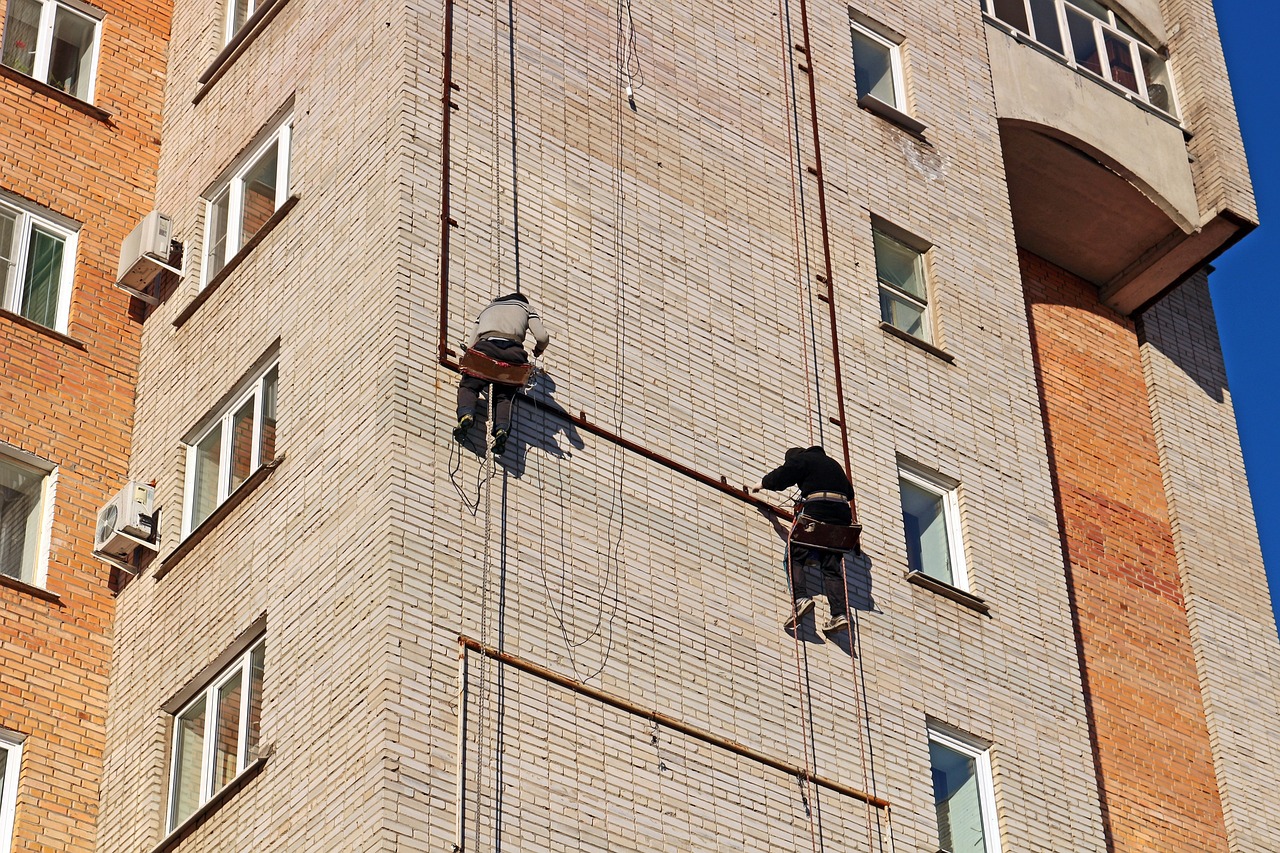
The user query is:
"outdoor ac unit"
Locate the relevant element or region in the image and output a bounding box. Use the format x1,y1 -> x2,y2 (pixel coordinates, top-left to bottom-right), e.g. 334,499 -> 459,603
115,212 -> 180,302
93,481 -> 157,561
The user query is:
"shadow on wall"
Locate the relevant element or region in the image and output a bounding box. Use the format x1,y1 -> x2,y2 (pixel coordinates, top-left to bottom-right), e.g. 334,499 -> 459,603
458,370 -> 586,476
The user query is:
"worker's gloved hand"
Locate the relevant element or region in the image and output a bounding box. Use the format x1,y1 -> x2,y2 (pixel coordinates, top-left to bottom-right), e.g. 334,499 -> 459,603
748,482 -> 764,494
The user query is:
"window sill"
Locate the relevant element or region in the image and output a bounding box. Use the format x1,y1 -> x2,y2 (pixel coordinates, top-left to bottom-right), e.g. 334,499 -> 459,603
193,0 -> 295,105
0,309 -> 87,349
906,570 -> 990,615
879,322 -> 954,363
0,64 -> 112,123
149,756 -> 268,853
0,572 -> 62,604
173,195 -> 299,329
857,94 -> 927,136
154,454 -> 285,581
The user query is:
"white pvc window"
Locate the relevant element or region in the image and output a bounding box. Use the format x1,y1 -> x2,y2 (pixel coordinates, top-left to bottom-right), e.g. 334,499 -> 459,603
0,446 -> 53,588
929,726 -> 1002,853
0,197 -> 77,332
202,118 -> 292,286
0,0 -> 102,101
224,0 -> 260,44
850,19 -> 906,110
983,0 -> 1176,117
182,362 -> 278,535
874,227 -> 931,343
0,732 -> 21,853
898,464 -> 967,590
167,639 -> 265,832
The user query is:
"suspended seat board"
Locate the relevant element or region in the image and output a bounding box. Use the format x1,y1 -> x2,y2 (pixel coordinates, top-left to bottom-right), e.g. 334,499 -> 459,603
460,347 -> 534,386
790,513 -> 863,555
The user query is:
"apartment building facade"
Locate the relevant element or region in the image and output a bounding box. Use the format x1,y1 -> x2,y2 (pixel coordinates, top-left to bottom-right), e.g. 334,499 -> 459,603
86,0 -> 1280,851
0,0 -> 172,850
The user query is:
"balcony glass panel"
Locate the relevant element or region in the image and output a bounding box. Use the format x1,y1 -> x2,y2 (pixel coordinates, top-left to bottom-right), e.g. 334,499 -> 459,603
1103,29 -> 1138,92
1066,8 -> 1103,76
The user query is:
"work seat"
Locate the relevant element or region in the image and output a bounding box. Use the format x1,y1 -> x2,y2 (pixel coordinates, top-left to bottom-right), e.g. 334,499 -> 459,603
460,348 -> 534,386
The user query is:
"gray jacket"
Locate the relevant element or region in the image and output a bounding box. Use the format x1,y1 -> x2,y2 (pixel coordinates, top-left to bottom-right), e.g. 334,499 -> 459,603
468,296 -> 550,355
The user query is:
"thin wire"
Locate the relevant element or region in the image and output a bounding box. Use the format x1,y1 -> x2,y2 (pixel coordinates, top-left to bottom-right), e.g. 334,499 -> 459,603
504,0 -> 522,293
784,522 -> 823,853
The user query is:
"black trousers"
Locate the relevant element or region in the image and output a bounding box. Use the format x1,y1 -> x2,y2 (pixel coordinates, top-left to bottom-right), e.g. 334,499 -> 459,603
787,499 -> 851,615
456,339 -> 527,431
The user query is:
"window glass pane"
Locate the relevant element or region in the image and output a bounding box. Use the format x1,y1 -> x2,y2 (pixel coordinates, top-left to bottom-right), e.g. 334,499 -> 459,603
851,30 -> 895,105
191,423 -> 222,529
19,227 -> 65,329
213,674 -> 243,791
259,366 -> 278,465
1103,31 -> 1138,92
170,697 -> 207,829
874,231 -> 925,300
229,397 -> 256,493
1141,48 -> 1173,113
0,456 -> 46,584
990,0 -> 1028,34
48,7 -> 95,99
230,0 -> 252,38
0,747 -> 6,810
206,191 -> 231,281
931,740 -> 988,853
901,478 -> 953,584
881,289 -> 930,341
1065,0 -> 1109,21
1028,0 -> 1063,52
1066,8 -> 1103,76
0,0 -> 39,76
0,208 -> 16,305
240,141 -> 279,245
246,642 -> 265,761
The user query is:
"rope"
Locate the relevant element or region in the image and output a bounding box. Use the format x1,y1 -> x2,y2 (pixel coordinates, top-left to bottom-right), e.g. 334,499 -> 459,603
783,522 -> 823,853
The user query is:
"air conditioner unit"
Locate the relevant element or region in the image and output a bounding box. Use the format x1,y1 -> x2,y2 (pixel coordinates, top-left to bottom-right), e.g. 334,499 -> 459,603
93,481 -> 158,563
115,212 -> 181,302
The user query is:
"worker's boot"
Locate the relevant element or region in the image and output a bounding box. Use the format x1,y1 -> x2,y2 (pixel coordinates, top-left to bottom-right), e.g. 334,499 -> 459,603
783,597 -> 814,631
452,414 -> 474,443
491,428 -> 510,456
821,613 -> 849,635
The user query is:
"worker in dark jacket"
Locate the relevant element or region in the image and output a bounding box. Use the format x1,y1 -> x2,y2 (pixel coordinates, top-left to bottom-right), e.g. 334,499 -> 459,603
454,293 -> 550,455
752,446 -> 853,635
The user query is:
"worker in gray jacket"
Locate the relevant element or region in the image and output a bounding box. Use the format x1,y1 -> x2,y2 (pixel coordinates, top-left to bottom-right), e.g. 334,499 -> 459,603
454,293 -> 550,455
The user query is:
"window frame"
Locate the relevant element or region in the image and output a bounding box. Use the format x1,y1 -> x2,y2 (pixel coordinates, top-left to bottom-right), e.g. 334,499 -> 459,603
166,638 -> 265,833
223,0 -> 259,45
0,731 -> 21,853
0,0 -> 103,102
181,361 -> 279,537
872,222 -> 933,344
0,195 -> 78,333
848,17 -> 907,112
897,462 -> 968,591
927,725 -> 1003,853
0,444 -> 55,589
200,118 -> 293,289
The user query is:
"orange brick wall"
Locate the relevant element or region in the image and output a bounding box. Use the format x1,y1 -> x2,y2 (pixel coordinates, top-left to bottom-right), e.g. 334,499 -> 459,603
1022,250 -> 1229,852
0,1 -> 171,849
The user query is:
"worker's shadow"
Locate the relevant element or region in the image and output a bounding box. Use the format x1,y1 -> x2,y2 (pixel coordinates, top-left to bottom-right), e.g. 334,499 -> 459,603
493,371 -> 585,477
759,506 -> 879,653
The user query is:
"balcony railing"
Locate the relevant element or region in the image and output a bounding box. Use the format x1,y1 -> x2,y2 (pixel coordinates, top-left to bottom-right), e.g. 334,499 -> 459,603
983,0 -> 1178,120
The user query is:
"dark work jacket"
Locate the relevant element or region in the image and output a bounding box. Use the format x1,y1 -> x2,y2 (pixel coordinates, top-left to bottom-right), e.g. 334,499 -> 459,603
761,446 -> 854,525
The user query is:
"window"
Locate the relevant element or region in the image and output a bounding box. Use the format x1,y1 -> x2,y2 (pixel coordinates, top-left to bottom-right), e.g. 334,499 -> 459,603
183,362 -> 278,535
0,448 -> 52,587
982,0 -> 1176,116
0,196 -> 77,332
0,731 -> 21,853
874,225 -> 932,343
898,463 -> 967,590
929,726 -> 1002,853
849,17 -> 906,110
167,639 -> 265,832
202,118 -> 292,286
1,0 -> 102,101
224,0 -> 262,44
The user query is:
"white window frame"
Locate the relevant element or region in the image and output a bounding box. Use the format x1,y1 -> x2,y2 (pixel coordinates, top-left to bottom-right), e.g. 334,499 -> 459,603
223,0 -> 262,44
849,17 -> 907,112
981,0 -> 1178,118
0,731 -> 22,853
181,361 -> 278,537
927,725 -> 1003,853
166,638 -> 265,833
897,462 -> 968,591
0,0 -> 103,102
873,222 -> 933,343
200,117 -> 293,288
0,195 -> 78,333
0,443 -> 55,589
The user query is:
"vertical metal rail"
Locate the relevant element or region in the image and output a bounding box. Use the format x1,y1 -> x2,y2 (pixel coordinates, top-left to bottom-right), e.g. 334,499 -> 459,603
439,0 -> 457,364
454,642 -> 469,853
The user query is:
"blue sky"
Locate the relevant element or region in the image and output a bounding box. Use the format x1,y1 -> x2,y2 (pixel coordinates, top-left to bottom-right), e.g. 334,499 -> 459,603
1206,1 -> 1280,631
